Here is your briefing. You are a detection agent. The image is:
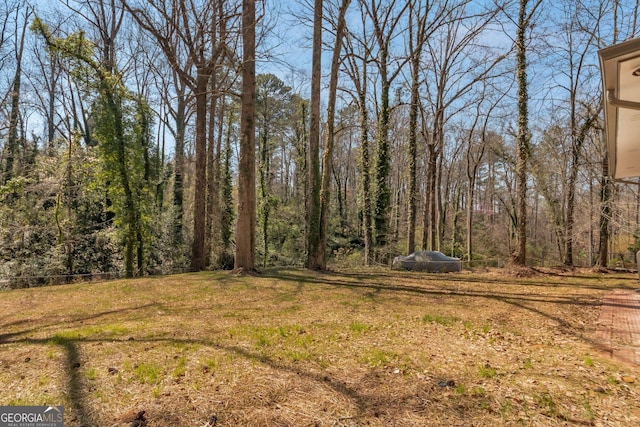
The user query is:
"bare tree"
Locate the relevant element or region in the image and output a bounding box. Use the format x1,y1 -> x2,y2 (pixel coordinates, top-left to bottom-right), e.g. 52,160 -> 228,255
406,0 -> 424,255
306,0 -> 323,270
343,11 -> 374,265
3,4 -> 31,184
123,0 -> 232,271
464,81 -> 506,262
422,1 -> 508,250
27,15 -> 64,153
511,0 -> 542,265
235,0 -> 256,271
151,57 -> 190,249
405,0 -> 451,254
62,0 -> 125,73
206,10 -> 236,268
310,0 -> 352,270
360,0 -> 410,251
530,1 -> 601,266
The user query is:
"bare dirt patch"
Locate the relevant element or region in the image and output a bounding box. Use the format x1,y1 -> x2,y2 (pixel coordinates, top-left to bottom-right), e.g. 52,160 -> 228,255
1,268 -> 639,426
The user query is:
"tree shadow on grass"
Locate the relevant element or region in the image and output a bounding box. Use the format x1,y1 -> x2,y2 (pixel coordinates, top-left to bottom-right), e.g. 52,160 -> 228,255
261,268 -> 609,307
0,288 -> 505,424
260,269 -> 639,352
49,336 -> 93,427
7,332 -> 374,426
332,268 -> 637,291
0,303 -> 163,426
1,270 -> 638,425
0,304 -> 159,346
11,326 -> 612,426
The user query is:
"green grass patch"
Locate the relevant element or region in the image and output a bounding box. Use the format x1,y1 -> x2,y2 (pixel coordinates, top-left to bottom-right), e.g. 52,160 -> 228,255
284,349 -> 313,362
230,324 -> 312,350
349,321 -> 372,334
173,356 -> 187,378
422,313 -> 458,326
362,348 -> 395,367
479,364 -> 497,379
152,385 -> 162,398
49,332 -> 81,343
134,362 -> 162,385
535,392 -> 558,417
583,354 -> 594,367
170,341 -> 199,352
85,368 -> 97,381
583,399 -> 595,422
203,358 -> 218,372
49,324 -> 130,342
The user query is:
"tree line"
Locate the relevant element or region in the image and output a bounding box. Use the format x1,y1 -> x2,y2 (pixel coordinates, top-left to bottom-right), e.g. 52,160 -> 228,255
1,0 -> 640,285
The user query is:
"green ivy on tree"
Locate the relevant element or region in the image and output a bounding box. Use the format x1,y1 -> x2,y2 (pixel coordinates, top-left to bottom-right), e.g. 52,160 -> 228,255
33,18 -> 153,277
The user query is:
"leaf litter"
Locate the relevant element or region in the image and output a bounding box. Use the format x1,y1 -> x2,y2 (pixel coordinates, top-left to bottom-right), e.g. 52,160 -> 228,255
0,267 -> 638,426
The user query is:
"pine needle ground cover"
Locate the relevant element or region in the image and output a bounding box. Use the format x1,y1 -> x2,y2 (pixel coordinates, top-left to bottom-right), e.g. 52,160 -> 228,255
1,268 -> 639,426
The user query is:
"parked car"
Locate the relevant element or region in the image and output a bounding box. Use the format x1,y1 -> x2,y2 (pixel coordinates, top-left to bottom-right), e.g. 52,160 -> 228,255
391,250 -> 462,272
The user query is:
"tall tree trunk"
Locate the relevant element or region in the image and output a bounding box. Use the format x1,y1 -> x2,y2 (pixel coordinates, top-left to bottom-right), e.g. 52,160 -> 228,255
135,98 -> 152,275
306,0 -> 323,270
333,167 -> 344,227
374,59 -> 391,250
451,185 -> 462,257
318,0 -> 351,271
64,136 -> 75,280
104,90 -> 137,277
206,3 -> 228,267
436,148 -> 445,251
3,67 -> 21,184
46,59 -> 59,153
366,0 -> 411,253
213,95 -> 225,252
191,70 -> 210,271
221,106 -> 235,250
466,182 -> 475,261
3,11 -> 28,184
513,0 -> 531,266
259,128 -> 270,268
423,142 -> 437,250
407,40 -> 420,254
465,123 -> 488,262
173,87 -> 186,246
206,91 -> 223,268
235,0 -> 257,271
360,90 -> 374,266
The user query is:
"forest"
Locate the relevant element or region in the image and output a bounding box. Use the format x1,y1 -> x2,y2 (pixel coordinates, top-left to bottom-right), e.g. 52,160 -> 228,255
1,0 -> 640,285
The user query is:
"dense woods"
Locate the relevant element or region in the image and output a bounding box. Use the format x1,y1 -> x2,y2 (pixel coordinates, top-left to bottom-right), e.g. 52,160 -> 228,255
1,0 -> 640,285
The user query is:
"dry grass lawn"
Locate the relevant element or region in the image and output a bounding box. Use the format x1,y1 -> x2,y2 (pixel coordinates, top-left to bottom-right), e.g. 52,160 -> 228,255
1,267 -> 639,426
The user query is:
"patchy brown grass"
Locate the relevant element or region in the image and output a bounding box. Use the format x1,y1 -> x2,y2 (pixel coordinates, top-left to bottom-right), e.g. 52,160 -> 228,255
1,267 -> 639,426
